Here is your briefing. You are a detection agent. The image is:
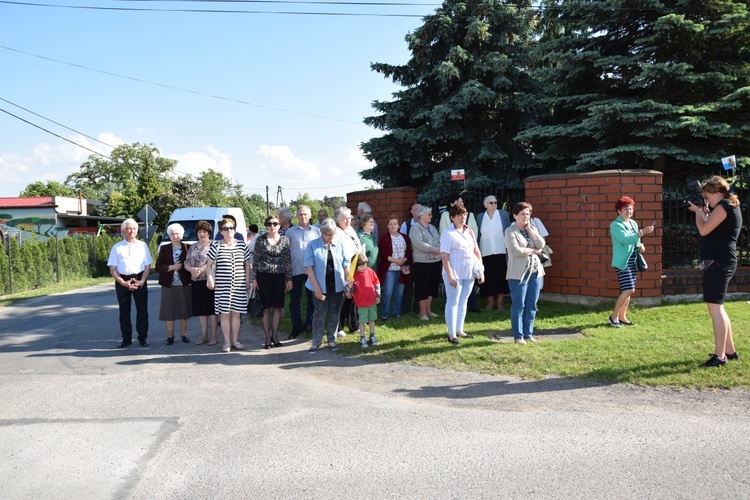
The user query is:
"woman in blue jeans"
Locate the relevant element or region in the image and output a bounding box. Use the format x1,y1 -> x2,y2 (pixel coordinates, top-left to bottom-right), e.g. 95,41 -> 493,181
377,215 -> 412,320
304,218 -> 351,353
505,202 -> 546,344
440,205 -> 484,344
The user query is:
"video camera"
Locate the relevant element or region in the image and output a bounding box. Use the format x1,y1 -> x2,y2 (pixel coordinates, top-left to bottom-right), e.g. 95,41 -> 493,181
683,180 -> 705,208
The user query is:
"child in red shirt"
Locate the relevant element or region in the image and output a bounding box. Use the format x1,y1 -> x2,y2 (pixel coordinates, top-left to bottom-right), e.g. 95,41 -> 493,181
348,253 -> 381,347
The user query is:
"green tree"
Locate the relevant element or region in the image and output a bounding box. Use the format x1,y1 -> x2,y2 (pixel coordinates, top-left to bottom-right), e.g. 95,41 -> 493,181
199,169 -> 235,207
66,143 -> 176,218
20,181 -> 77,197
360,0 -> 540,192
521,0 -> 750,180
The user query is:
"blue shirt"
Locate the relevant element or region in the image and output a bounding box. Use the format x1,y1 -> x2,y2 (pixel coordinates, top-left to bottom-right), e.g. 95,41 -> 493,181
304,237 -> 349,294
286,224 -> 321,276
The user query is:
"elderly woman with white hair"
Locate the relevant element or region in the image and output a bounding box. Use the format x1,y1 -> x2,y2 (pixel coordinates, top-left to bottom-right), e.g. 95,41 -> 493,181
409,205 -> 441,320
155,223 -> 192,345
357,201 -> 378,240
477,195 -> 511,311
334,206 -> 362,334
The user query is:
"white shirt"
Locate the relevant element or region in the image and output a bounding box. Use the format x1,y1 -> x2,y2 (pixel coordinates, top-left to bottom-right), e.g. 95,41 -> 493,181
107,239 -> 152,275
479,211 -> 506,256
440,225 -> 480,280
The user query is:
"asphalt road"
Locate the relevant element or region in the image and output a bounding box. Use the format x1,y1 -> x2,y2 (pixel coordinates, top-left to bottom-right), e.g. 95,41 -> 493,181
1,282 -> 749,499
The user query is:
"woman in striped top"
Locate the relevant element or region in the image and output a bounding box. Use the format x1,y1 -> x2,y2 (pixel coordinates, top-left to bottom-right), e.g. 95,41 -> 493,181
207,217 -> 251,353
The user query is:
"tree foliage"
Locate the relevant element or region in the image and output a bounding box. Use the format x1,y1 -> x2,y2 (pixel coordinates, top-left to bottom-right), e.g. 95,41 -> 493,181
20,181 -> 77,197
360,0 -> 541,192
516,0 -> 750,179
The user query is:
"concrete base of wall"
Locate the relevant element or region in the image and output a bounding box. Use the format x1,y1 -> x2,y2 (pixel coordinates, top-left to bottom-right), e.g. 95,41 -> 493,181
540,293 -> 662,307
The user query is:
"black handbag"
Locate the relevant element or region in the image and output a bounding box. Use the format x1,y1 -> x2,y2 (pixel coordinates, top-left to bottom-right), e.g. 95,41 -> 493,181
636,251 -> 648,272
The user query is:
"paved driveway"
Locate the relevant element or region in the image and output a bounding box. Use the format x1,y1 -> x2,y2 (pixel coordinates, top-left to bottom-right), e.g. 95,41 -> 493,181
1,283 -> 748,499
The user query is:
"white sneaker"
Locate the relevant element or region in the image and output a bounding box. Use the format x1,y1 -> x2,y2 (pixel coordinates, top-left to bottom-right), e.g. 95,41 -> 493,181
336,330 -> 346,338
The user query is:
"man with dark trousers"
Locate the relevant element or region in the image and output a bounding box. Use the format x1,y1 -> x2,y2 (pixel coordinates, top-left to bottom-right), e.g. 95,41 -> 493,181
286,205 -> 321,338
108,218 -> 153,348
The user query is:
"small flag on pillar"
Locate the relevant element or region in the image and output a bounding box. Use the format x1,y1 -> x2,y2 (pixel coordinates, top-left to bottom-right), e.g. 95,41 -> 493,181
451,169 -> 465,181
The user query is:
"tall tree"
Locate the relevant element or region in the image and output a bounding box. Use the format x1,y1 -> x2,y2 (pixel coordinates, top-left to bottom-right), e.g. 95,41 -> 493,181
360,0 -> 540,194
65,143 -> 176,218
19,181 -> 77,197
521,0 -> 750,180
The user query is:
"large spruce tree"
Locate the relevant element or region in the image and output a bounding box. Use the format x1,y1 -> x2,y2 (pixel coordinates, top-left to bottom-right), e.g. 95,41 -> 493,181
522,0 -> 750,180
360,0 -> 540,195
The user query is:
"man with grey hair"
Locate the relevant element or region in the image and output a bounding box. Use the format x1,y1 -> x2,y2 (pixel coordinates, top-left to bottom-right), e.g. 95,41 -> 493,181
356,201 -> 378,240
107,218 -> 153,348
286,205 -> 321,338
278,208 -> 293,236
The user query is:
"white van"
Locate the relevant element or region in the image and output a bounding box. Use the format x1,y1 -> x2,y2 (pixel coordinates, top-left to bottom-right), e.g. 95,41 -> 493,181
160,207 -> 248,245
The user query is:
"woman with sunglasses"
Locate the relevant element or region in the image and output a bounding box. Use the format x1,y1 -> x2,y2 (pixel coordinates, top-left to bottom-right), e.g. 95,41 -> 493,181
252,215 -> 292,348
207,217 -> 251,353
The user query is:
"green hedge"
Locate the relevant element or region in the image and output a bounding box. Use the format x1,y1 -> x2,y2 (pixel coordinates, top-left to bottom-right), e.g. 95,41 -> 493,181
0,233 -> 150,296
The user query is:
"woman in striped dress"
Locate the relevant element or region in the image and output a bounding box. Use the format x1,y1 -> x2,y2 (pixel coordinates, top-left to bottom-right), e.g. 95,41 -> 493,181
207,217 -> 251,353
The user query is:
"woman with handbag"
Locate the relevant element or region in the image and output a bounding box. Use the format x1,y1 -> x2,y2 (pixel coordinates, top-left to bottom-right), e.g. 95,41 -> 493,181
609,196 -> 655,328
184,220 -> 218,346
440,205 -> 484,344
505,203 -> 546,344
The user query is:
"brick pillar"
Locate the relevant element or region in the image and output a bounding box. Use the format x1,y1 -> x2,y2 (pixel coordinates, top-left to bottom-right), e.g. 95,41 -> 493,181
524,170 -> 663,305
347,187 -> 418,233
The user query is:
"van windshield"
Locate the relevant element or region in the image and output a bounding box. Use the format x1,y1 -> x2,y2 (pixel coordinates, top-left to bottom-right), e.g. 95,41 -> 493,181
162,220 -> 214,244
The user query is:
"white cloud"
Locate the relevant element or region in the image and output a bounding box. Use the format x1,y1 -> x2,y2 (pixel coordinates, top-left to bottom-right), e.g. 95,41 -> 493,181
254,145 -> 322,181
169,145 -> 233,179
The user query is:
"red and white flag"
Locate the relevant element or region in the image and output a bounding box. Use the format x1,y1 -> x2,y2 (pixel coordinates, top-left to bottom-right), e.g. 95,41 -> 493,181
451,169 -> 465,181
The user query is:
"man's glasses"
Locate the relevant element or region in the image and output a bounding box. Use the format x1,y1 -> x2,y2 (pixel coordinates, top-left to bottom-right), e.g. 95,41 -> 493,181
266,221 -> 279,227
487,201 -> 498,205
221,226 -> 235,231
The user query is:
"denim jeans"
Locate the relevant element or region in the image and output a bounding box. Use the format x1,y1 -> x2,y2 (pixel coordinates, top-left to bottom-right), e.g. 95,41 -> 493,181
289,274 -> 315,330
508,273 -> 542,339
443,275 -> 474,337
312,291 -> 344,347
380,270 -> 404,319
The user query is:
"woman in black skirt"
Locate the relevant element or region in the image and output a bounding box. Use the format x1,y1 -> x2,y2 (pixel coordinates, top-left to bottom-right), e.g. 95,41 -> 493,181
688,176 -> 742,368
185,220 -> 218,345
252,214 -> 292,349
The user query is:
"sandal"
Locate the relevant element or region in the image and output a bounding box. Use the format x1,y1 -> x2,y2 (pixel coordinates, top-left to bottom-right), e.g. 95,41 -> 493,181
231,342 -> 245,351
221,345 -> 231,353
207,339 -> 218,346
195,337 -> 208,345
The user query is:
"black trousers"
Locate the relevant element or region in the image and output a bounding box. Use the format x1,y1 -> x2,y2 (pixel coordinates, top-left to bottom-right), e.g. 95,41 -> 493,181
115,281 -> 149,342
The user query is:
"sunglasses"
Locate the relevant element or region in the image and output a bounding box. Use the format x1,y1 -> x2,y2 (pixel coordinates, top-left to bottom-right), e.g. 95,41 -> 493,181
221,226 -> 235,231
266,221 -> 279,227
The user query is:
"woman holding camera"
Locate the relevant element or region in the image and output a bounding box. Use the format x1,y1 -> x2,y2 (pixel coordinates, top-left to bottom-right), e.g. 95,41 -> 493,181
688,176 -> 742,367
609,197 -> 655,328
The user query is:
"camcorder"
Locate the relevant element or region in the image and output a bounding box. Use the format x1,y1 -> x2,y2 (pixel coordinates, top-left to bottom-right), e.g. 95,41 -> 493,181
683,180 -> 705,208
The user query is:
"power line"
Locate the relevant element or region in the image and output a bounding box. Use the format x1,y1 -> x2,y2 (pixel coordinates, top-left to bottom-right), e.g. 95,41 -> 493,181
0,97 -> 117,150
0,106 -> 112,159
0,45 -> 366,126
0,0 -> 431,16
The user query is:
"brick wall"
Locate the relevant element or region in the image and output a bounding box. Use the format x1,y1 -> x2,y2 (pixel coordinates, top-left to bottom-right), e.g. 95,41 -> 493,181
347,186 -> 418,232
525,170 -> 663,304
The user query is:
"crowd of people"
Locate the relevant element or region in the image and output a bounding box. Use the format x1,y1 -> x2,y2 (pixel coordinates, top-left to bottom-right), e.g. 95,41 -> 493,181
108,182 -> 741,367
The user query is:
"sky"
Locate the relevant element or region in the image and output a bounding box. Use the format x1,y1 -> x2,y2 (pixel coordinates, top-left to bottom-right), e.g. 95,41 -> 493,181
0,0 -> 435,203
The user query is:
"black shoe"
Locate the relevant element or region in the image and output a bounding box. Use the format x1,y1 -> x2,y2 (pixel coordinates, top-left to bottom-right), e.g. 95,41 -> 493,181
727,351 -> 739,361
117,341 -> 132,349
166,337 -> 174,345
448,336 -> 459,344
701,354 -> 727,368
181,335 -> 190,343
288,328 -> 301,340
139,340 -> 149,347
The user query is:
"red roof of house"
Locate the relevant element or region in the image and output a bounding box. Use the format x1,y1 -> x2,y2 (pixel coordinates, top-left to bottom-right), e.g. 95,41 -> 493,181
0,197 -> 55,209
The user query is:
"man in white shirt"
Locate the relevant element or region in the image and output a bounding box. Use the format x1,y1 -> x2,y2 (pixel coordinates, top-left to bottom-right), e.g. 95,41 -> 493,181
107,219 -> 153,348
286,205 -> 321,338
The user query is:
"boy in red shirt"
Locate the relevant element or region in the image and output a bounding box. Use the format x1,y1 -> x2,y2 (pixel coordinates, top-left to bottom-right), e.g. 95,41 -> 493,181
347,253 -> 381,347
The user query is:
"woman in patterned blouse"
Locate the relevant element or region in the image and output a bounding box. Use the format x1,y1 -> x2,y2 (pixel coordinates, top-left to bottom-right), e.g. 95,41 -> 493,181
252,214 -> 293,348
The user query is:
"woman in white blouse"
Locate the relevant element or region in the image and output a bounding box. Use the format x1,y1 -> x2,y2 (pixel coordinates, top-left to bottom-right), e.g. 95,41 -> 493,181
440,205 -> 484,344
476,195 -> 511,311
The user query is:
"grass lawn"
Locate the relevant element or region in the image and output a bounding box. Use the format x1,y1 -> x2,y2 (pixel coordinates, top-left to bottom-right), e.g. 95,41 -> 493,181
0,277 -> 112,308
265,295 -> 750,390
